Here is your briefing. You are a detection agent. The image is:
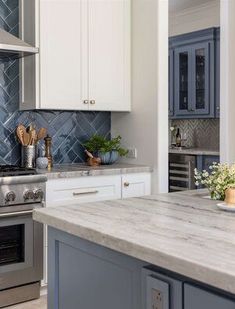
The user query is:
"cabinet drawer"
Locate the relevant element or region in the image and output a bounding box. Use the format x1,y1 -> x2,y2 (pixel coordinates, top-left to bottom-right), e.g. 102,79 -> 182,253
122,173 -> 151,198
184,283 -> 235,309
46,175 -> 121,206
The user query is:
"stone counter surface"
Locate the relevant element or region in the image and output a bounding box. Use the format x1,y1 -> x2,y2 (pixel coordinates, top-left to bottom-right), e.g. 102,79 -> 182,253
169,148 -> 220,156
37,163 -> 152,179
33,190 -> 235,294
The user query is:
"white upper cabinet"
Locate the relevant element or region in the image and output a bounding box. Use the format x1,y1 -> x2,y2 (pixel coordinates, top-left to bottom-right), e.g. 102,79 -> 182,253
88,0 -> 130,111
20,0 -> 131,112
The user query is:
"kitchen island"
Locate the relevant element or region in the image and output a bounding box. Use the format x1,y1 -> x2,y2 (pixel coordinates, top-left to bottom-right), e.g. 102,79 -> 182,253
33,190 -> 235,309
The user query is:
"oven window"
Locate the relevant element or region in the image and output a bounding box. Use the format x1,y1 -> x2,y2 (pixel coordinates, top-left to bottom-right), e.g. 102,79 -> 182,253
0,225 -> 25,265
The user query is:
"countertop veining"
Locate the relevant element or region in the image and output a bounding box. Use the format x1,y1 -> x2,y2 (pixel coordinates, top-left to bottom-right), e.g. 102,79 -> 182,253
37,163 -> 152,179
34,190 -> 235,294
169,148 -> 220,156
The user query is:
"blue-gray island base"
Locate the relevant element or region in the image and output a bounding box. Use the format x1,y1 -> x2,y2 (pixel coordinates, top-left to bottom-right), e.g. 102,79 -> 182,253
34,191 -> 235,308
48,227 -> 235,309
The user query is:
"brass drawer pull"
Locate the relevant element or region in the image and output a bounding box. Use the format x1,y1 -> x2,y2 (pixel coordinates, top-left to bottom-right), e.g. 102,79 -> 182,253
90,100 -> 96,104
124,182 -> 130,187
73,190 -> 98,196
83,100 -> 89,104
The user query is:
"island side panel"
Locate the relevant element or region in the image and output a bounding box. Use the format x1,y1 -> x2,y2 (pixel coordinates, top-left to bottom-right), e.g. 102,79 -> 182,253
48,227 -> 147,309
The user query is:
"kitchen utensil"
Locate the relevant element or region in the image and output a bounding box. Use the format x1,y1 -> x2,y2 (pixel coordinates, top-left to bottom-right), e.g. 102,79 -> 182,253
16,125 -> 25,146
37,128 -> 47,142
30,129 -> 37,145
23,131 -> 30,146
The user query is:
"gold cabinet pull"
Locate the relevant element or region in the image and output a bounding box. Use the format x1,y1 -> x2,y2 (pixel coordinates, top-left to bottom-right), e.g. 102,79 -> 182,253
124,182 -> 130,187
90,100 -> 96,104
73,190 -> 98,196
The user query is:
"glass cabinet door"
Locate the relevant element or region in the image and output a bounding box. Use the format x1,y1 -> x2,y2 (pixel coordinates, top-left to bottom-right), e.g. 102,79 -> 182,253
192,43 -> 210,115
174,47 -> 192,116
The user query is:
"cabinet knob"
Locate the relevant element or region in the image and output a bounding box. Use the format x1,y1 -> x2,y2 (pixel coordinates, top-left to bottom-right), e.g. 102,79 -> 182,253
216,106 -> 220,110
90,100 -> 96,105
83,100 -> 89,104
124,182 -> 130,187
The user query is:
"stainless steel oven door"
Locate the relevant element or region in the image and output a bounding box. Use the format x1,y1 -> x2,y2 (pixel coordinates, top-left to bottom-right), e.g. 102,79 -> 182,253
0,205 -> 43,290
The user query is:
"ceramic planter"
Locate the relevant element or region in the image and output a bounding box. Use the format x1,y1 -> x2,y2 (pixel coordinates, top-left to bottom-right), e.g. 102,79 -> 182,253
98,150 -> 119,165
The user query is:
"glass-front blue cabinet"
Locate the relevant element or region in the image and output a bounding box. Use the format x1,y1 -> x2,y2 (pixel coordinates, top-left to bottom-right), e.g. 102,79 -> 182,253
169,50 -> 174,116
169,28 -> 219,119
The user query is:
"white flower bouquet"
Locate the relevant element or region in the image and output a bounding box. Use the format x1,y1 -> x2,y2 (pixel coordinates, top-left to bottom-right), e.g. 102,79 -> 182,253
194,162 -> 235,200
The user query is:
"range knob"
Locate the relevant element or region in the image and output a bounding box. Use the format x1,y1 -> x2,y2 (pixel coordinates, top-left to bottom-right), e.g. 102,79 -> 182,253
34,189 -> 44,200
24,190 -> 34,201
5,191 -> 16,203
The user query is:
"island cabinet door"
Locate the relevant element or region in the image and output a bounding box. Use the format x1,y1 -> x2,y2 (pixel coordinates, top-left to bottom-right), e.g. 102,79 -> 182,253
142,268 -> 182,309
48,227 -> 145,309
184,284 -> 235,309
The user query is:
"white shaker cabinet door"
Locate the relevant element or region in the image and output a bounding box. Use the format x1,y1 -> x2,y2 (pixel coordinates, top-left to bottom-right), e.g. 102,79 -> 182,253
88,0 -> 131,111
39,0 -> 88,110
122,173 -> 151,198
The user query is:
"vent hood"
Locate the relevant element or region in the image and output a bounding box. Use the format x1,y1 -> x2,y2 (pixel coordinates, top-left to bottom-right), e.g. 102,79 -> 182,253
0,29 -> 38,60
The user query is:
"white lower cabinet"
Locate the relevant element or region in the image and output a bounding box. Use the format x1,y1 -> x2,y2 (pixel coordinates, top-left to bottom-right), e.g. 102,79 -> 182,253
43,172 -> 151,284
122,173 -> 151,198
46,175 -> 122,206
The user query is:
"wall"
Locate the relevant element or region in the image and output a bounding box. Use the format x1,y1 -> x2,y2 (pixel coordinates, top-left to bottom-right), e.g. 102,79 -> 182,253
112,0 -> 169,194
169,0 -> 220,36
0,0 -> 110,165
220,0 -> 235,164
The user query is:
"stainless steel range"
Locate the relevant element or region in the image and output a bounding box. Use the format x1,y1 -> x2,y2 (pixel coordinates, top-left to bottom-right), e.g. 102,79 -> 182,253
0,165 -> 47,308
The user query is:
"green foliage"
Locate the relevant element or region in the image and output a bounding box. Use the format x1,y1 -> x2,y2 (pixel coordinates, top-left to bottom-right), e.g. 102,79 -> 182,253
195,162 -> 235,200
83,135 -> 128,157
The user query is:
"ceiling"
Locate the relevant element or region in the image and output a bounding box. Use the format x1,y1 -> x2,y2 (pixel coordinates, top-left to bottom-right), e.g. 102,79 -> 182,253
169,0 -> 215,13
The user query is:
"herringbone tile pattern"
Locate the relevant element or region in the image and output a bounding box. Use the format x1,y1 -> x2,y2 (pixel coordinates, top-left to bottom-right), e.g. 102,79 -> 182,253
0,0 -> 111,165
170,119 -> 220,150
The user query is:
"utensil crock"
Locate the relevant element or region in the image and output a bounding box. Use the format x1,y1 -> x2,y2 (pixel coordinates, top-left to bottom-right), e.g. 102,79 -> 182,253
21,145 -> 37,168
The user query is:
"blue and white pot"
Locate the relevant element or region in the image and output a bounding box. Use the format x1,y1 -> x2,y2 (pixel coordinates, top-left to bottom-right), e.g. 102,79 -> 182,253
98,150 -> 119,165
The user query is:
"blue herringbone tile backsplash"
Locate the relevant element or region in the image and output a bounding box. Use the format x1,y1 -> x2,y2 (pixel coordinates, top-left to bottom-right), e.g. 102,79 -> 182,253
0,0 -> 111,165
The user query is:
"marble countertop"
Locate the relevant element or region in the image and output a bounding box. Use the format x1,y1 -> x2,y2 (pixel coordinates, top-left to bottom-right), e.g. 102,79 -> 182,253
37,163 -> 152,179
169,148 -> 220,156
33,190 -> 235,294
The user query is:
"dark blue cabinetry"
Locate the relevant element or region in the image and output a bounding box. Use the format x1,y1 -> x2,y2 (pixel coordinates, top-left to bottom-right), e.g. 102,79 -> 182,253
169,28 -> 220,119
184,284 -> 235,309
196,155 -> 220,172
215,28 -> 220,118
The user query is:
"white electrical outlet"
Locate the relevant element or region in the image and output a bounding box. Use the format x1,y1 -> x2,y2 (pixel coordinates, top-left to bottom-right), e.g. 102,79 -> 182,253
152,289 -> 163,309
127,148 -> 137,159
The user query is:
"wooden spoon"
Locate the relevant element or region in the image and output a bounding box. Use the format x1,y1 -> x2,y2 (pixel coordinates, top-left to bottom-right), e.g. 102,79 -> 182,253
37,128 -> 47,142
16,125 -> 25,145
23,132 -> 30,146
30,129 -> 37,145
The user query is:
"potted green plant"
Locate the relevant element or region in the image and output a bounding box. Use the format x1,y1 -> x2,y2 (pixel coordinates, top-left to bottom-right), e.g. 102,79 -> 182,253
83,135 -> 128,165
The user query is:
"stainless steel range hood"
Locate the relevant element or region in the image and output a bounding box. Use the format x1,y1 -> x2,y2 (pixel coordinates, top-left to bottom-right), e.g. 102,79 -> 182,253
0,29 -> 38,60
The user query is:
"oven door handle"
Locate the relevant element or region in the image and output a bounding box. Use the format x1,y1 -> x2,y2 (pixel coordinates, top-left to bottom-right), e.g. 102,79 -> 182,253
0,210 -> 33,218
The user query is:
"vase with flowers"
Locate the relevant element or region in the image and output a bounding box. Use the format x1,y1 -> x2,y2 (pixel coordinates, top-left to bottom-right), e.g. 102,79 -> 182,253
194,162 -> 235,200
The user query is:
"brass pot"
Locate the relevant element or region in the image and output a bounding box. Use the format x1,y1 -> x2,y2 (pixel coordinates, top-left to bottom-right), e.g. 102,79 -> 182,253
225,188 -> 235,205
